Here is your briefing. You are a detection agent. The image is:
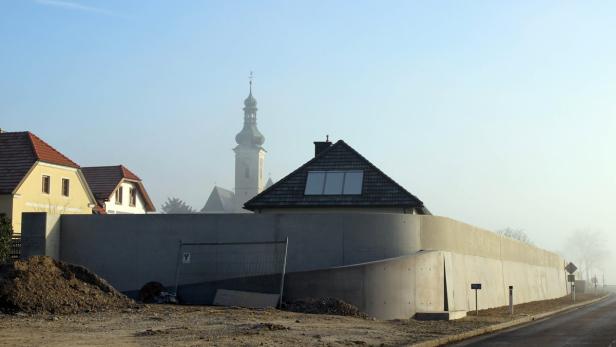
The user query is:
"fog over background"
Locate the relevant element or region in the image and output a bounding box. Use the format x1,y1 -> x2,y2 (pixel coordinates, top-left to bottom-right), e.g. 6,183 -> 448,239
2,2 -> 615,281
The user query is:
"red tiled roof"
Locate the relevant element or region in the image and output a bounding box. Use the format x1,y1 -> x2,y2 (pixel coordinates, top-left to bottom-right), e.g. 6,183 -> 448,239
0,131 -> 80,194
120,165 -> 141,181
28,132 -> 80,169
81,165 -> 155,212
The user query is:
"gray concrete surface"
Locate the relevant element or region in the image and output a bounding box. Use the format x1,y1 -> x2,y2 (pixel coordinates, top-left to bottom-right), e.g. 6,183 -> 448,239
20,212 -> 568,319
451,295 -> 616,346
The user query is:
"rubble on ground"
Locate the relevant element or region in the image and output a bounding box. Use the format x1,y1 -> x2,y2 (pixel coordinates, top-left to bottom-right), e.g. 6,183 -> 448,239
285,297 -> 368,318
0,256 -> 135,314
138,281 -> 177,304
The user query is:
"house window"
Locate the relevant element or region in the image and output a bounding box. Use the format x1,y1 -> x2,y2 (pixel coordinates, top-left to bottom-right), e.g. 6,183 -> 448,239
304,170 -> 364,195
129,188 -> 136,207
62,178 -> 70,197
42,175 -> 50,194
115,187 -> 123,205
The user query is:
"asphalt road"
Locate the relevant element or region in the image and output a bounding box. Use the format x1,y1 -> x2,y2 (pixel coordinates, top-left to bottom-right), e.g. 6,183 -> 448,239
451,294 -> 616,347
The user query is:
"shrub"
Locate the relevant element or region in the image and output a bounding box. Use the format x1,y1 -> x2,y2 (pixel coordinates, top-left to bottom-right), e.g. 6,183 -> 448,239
0,215 -> 13,264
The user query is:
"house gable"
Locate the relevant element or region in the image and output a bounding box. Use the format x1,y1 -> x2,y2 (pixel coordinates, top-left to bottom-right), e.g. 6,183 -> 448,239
82,165 -> 155,213
244,140 -> 429,213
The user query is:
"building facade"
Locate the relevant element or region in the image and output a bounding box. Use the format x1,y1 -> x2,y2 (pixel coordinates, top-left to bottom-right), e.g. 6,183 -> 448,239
81,165 -> 155,214
0,131 -> 96,233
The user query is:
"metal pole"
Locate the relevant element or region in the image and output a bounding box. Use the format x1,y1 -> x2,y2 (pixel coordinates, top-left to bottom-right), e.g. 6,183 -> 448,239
572,282 -> 575,303
173,240 -> 183,296
509,286 -> 513,315
278,237 -> 289,309
475,289 -> 478,316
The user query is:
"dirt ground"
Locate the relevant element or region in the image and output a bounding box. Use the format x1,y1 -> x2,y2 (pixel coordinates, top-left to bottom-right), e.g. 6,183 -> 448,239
0,293 -> 605,347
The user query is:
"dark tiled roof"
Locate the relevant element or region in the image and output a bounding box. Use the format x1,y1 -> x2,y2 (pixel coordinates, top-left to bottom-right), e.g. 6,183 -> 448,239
0,131 -> 80,194
244,140 -> 429,213
81,165 -> 155,212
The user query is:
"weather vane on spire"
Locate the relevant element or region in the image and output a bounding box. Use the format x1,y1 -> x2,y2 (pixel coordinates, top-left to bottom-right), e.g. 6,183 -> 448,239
249,71 -> 254,93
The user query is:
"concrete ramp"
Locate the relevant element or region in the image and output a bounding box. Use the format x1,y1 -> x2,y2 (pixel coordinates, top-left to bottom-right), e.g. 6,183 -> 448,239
213,289 -> 279,308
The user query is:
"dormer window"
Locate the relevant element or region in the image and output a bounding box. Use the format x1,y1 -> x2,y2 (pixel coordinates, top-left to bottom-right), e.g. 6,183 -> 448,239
304,170 -> 363,195
129,187 -> 137,207
115,187 -> 123,205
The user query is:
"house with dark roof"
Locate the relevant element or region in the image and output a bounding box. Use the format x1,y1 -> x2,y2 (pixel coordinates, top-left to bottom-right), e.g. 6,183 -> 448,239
81,165 -> 155,214
0,131 -> 96,233
244,139 -> 430,214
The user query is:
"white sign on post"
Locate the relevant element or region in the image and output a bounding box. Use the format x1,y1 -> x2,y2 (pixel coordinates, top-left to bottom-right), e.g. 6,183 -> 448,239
182,252 -> 191,264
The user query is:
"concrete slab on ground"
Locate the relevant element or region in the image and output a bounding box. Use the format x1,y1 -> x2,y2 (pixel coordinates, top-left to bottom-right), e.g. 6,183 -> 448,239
213,289 -> 279,308
415,311 -> 467,320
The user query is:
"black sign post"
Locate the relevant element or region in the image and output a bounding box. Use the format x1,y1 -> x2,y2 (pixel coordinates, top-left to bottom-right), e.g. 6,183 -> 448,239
565,262 -> 578,303
509,286 -> 514,315
471,283 -> 482,316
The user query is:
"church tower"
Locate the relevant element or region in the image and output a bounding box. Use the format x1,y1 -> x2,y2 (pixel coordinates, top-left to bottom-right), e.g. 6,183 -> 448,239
234,76 -> 266,211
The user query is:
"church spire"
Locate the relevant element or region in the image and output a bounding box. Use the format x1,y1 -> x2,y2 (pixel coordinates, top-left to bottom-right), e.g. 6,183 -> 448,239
236,72 -> 265,147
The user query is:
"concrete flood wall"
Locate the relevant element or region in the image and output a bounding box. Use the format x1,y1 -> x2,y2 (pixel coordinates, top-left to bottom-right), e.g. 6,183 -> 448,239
56,213 -> 421,293
20,212 -> 567,319
285,251 -> 446,319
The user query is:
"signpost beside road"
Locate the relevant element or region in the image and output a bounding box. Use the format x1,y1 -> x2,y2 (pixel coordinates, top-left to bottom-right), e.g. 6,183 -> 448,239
565,262 -> 578,303
471,283 -> 482,316
509,286 -> 514,315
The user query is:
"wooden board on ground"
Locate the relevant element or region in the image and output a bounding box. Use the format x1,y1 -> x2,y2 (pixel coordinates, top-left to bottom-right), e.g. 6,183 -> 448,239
213,289 -> 279,308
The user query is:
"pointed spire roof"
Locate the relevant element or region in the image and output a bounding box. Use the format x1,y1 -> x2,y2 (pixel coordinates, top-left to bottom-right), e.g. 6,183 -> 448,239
236,74 -> 265,147
265,177 -> 274,189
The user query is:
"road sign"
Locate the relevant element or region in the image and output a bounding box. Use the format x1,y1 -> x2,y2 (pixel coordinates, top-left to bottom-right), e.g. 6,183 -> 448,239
565,262 -> 577,274
471,283 -> 482,315
182,252 -> 191,264
568,274 -> 575,282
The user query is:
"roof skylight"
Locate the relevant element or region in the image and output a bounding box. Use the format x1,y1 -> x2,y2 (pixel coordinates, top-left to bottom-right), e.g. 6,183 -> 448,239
304,170 -> 363,195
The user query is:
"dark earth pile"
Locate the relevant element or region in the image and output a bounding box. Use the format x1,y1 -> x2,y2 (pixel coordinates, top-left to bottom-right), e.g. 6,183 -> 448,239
138,281 -> 165,303
0,256 -> 135,314
285,297 -> 367,318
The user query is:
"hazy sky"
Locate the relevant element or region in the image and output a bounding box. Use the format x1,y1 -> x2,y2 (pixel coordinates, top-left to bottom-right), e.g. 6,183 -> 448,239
1,1 -> 615,280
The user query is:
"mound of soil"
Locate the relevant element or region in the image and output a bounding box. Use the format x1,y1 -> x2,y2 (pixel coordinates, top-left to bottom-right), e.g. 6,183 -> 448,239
285,297 -> 367,318
0,256 -> 135,314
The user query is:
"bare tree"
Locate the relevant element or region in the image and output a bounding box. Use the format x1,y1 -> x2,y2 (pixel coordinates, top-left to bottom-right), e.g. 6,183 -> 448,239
497,227 -> 532,245
160,197 -> 195,214
565,229 -> 609,281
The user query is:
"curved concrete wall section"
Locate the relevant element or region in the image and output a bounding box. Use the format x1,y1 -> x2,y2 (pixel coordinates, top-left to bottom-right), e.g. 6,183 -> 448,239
22,212 -> 567,319
57,213 -> 422,292
285,252 -> 441,319
284,250 -> 566,319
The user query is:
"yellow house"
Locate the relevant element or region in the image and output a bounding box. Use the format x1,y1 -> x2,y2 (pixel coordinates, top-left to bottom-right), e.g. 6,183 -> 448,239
0,131 -> 96,234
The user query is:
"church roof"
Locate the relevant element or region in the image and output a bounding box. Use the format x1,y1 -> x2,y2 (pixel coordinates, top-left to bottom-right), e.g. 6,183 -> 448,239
244,140 -> 429,213
201,186 -> 236,213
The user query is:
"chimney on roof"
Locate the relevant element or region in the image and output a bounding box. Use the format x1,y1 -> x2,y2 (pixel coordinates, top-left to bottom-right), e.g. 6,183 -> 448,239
313,135 -> 332,157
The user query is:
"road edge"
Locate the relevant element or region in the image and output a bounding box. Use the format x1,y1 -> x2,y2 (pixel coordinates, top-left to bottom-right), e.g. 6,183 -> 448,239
410,293 -> 611,347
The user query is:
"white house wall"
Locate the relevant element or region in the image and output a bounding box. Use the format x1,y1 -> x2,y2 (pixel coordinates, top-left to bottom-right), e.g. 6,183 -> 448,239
104,181 -> 148,214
